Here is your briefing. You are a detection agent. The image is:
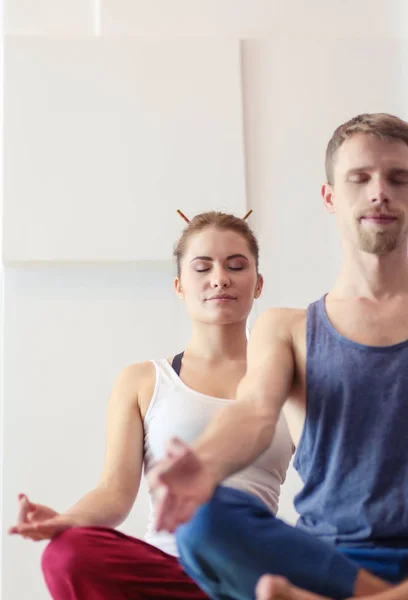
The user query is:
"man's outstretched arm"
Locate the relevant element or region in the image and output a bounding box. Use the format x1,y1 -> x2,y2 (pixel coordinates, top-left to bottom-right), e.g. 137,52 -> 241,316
148,308 -> 295,532
193,308 -> 295,482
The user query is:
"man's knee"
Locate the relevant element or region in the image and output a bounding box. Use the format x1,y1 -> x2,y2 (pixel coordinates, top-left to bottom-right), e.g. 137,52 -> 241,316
176,487 -> 244,562
177,501 -> 219,560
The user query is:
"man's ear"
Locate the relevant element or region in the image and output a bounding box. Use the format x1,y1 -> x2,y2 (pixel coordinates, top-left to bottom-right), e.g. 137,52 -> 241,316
322,182 -> 336,214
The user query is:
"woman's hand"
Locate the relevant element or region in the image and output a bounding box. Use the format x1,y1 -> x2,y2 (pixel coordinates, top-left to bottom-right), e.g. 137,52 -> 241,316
8,494 -> 75,541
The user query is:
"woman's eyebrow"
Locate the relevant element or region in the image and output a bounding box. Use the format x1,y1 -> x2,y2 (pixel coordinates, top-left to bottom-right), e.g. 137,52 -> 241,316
190,254 -> 249,263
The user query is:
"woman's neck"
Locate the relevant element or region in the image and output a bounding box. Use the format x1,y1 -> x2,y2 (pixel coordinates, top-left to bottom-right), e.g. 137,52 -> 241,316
186,321 -> 248,362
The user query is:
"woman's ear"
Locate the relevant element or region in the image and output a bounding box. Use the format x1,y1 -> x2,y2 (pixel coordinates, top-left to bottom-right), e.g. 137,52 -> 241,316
255,274 -> 264,299
174,276 -> 184,300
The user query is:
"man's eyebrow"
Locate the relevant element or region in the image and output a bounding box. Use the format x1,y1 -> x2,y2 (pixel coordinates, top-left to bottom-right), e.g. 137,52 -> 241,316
189,254 -> 249,263
389,168 -> 408,176
345,167 -> 371,176
345,167 -> 408,176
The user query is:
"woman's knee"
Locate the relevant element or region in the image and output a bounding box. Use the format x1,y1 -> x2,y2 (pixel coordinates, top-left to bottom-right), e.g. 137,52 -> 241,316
41,527 -> 101,580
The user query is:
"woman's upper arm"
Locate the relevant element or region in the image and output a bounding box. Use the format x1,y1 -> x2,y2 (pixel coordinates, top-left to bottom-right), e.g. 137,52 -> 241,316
97,362 -> 154,508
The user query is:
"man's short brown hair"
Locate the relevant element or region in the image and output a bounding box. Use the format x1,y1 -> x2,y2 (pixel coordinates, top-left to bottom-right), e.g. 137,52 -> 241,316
325,113 -> 408,184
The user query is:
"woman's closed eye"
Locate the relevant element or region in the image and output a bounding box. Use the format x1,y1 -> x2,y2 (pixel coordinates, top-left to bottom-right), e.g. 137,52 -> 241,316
195,266 -> 245,273
227,259 -> 247,271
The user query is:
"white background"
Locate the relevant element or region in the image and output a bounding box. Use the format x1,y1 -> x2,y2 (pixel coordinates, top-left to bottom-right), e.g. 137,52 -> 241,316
3,1 -> 408,598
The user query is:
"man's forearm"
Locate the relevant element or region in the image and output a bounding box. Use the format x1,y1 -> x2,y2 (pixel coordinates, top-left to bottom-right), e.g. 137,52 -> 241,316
193,322 -> 293,486
194,393 -> 279,485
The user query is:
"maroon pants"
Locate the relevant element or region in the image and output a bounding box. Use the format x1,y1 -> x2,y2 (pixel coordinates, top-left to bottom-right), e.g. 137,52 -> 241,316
41,527 -> 209,599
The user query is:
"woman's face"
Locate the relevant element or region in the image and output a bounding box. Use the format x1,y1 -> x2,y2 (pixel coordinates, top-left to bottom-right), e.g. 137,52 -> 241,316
175,227 -> 263,325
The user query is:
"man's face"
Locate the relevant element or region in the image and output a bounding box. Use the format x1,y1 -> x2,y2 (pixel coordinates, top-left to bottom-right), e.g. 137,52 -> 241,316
323,133 -> 408,254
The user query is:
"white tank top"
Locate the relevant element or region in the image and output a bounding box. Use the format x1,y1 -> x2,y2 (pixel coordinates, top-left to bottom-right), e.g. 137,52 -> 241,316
143,359 -> 294,556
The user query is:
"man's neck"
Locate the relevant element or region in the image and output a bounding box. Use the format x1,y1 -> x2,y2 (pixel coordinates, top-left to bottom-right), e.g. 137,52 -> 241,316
332,244 -> 408,300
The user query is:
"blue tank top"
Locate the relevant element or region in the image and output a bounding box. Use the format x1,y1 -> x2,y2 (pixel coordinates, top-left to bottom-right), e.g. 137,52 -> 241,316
293,296 -> 408,547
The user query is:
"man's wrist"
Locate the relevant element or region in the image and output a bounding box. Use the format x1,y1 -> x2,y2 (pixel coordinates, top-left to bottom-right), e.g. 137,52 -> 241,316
195,445 -> 225,486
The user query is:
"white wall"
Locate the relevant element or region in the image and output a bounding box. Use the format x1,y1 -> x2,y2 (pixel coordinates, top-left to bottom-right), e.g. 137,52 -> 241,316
3,1 -> 408,598
3,37 -> 245,263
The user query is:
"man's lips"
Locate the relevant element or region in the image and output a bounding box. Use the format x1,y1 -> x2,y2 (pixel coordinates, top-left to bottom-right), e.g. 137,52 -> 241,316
361,215 -> 397,224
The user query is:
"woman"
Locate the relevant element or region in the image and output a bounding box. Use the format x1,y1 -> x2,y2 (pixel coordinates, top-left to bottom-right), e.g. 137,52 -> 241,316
9,211 -> 294,600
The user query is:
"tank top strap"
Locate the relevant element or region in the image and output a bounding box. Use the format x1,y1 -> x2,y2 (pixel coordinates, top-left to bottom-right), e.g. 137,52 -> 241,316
171,352 -> 184,376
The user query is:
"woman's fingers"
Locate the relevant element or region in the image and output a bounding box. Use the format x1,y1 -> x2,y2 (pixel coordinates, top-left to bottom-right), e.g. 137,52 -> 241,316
17,494 -> 37,524
9,516 -> 68,539
20,530 -> 49,542
17,495 -> 29,524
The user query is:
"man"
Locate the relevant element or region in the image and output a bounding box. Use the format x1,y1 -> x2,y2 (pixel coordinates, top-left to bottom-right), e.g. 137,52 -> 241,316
148,114 -> 408,600
255,575 -> 408,600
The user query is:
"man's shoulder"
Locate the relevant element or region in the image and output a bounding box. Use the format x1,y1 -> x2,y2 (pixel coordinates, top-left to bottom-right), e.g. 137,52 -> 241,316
259,307 -> 306,329
251,308 -> 306,347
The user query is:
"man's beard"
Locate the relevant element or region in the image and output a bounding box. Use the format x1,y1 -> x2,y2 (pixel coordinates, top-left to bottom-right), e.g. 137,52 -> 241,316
358,226 -> 402,255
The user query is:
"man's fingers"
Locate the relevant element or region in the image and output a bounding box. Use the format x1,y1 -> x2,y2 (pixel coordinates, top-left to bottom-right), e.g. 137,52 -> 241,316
165,497 -> 186,533
166,436 -> 186,450
154,490 -> 193,533
148,467 -> 168,494
154,486 -> 178,532
165,437 -> 189,458
165,448 -> 185,460
161,496 -> 180,533
175,499 -> 196,529
154,487 -> 169,531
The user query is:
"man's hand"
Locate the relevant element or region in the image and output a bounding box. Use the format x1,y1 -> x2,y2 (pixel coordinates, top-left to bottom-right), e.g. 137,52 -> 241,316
147,438 -> 217,532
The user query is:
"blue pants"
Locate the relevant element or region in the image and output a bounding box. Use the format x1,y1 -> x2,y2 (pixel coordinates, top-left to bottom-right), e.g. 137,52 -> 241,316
340,547 -> 408,584
176,486 -> 408,600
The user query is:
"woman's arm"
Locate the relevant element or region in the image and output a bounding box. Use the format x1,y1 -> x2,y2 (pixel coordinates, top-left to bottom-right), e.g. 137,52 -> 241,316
64,363 -> 148,527
10,362 -> 152,539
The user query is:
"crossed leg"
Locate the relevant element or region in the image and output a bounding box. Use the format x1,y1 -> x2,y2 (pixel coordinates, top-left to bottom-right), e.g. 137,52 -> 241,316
255,576 -> 408,600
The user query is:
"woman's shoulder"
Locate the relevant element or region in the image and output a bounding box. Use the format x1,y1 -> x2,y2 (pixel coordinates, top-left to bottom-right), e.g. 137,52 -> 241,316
108,361 -> 156,418
117,360 -> 157,387
119,359 -> 174,418
117,358 -> 175,404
